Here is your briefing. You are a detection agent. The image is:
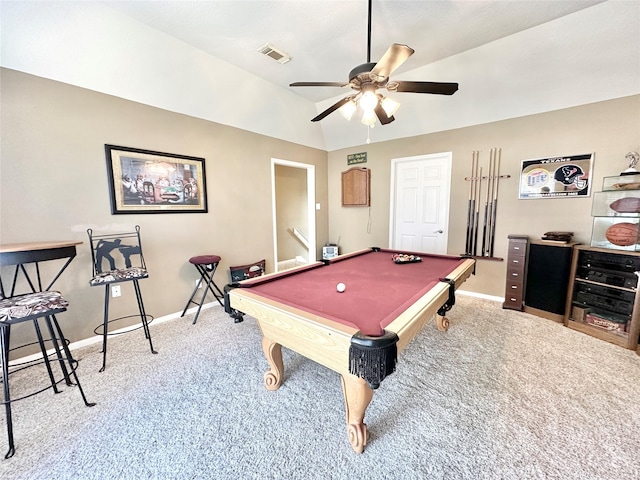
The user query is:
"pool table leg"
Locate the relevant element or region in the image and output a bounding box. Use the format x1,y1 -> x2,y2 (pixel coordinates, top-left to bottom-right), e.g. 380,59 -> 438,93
340,375 -> 373,454
261,337 -> 284,390
435,314 -> 450,332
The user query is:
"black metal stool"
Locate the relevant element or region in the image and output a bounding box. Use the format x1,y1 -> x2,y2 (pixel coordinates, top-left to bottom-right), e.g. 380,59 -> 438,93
0,291 -> 95,459
87,226 -> 157,372
181,255 -> 224,324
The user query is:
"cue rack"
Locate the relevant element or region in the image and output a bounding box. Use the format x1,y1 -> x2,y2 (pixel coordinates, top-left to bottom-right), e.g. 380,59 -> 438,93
464,148 -> 510,259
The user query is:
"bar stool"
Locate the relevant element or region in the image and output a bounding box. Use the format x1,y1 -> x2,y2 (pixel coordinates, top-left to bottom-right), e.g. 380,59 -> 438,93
180,255 -> 224,324
87,226 -> 157,372
0,291 -> 95,458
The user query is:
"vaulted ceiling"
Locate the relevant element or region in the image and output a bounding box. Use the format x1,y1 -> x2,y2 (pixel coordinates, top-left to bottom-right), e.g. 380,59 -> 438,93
2,1 -> 638,151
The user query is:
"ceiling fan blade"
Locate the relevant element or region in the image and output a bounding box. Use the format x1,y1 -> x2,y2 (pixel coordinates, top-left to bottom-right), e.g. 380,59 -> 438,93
311,97 -> 352,122
374,103 -> 395,125
393,81 -> 459,95
370,43 -> 415,80
290,82 -> 348,87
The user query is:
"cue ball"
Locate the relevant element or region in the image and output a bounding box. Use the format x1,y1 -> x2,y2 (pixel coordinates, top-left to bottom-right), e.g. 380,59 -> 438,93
336,282 -> 346,293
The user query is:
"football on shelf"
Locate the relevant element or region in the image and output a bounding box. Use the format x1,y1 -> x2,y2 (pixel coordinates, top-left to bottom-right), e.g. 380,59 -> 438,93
612,182 -> 640,190
605,222 -> 639,246
609,197 -> 640,213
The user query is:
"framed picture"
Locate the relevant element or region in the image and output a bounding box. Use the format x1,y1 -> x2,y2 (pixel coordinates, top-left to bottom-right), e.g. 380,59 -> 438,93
105,144 -> 208,214
519,153 -> 594,199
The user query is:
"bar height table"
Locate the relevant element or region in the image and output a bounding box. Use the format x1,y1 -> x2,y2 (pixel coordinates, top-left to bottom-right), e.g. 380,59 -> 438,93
0,240 -> 94,458
0,240 -> 82,296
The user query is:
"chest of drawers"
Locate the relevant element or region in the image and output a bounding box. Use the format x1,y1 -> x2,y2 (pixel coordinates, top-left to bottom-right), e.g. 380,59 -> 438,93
503,235 -> 528,310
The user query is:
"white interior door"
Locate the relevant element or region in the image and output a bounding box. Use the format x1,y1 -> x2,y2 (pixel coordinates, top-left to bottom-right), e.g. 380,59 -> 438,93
389,153 -> 452,254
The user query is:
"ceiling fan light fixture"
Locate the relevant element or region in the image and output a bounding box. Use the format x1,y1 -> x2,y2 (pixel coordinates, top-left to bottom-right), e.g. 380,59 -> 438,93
338,99 -> 358,121
290,0 -> 458,124
359,90 -> 378,113
386,81 -> 399,92
381,96 -> 400,117
361,109 -> 377,127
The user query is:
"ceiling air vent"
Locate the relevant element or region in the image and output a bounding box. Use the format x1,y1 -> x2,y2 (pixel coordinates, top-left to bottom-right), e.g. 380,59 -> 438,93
258,43 -> 291,64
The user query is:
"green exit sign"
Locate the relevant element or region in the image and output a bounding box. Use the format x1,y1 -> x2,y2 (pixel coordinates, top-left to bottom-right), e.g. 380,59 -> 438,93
347,152 -> 367,165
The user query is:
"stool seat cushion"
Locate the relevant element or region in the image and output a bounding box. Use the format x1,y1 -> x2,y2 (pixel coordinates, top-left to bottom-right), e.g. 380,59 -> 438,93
89,267 -> 149,286
0,291 -> 68,323
189,255 -> 221,265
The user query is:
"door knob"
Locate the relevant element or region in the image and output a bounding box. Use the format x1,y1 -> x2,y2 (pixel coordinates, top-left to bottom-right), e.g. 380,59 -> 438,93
434,229 -> 443,234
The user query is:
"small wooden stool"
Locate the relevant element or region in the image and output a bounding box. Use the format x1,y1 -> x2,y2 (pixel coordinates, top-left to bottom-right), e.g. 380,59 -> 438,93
181,255 -> 224,324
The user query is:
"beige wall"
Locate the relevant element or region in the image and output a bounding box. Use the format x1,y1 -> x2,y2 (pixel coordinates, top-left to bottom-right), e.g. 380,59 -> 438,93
328,95 -> 640,297
2,66 -> 639,346
0,68 -> 328,346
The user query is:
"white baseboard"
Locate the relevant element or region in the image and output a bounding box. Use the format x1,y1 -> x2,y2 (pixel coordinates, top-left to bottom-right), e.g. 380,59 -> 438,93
9,301 -> 222,366
10,292 -> 502,366
457,289 -> 504,303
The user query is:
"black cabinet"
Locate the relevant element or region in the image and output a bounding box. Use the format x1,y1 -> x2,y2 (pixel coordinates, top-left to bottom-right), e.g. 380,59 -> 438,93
523,240 -> 576,322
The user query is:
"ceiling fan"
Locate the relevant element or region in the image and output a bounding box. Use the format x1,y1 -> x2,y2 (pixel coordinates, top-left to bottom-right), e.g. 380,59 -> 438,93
290,0 -> 458,126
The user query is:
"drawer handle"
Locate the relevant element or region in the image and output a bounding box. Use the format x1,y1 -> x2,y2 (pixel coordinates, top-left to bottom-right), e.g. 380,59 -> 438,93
514,246 -> 520,250
511,285 -> 518,289
510,297 -> 517,301
511,273 -> 519,277
512,259 -> 519,263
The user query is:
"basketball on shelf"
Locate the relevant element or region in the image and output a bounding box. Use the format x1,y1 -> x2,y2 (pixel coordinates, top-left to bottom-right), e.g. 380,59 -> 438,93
605,222 -> 639,246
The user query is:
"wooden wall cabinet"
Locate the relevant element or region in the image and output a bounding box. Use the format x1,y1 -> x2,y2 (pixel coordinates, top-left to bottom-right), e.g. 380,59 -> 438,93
341,167 -> 370,207
564,245 -> 640,350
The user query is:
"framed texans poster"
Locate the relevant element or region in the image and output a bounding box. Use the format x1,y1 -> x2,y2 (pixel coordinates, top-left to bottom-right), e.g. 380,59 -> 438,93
519,153 -> 594,199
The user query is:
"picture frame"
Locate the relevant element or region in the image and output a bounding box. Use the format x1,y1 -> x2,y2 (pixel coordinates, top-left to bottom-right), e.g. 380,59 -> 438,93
519,153 -> 594,199
105,144 -> 208,214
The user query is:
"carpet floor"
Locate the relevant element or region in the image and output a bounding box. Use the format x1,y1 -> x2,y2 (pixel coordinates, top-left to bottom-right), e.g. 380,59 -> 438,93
1,295 -> 639,479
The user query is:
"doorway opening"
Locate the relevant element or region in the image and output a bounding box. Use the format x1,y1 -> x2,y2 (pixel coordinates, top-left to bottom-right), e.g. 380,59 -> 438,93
271,158 -> 316,271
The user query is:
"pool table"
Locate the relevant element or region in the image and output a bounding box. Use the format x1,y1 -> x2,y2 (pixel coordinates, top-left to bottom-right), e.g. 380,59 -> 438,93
226,247 -> 475,453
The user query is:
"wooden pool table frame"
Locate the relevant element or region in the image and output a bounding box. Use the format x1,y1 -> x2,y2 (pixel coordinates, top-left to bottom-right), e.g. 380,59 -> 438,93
228,250 -> 475,453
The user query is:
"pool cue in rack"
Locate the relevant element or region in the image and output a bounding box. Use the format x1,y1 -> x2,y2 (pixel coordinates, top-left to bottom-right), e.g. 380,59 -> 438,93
464,148 -> 509,258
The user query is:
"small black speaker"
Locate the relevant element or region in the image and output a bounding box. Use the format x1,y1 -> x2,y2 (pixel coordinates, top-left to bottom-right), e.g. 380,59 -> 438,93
525,243 -> 573,315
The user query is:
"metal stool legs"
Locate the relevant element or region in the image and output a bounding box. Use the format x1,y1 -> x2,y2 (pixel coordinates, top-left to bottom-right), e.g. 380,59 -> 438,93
181,259 -> 224,324
1,323 -> 14,459
1,315 -> 95,459
99,279 -> 157,372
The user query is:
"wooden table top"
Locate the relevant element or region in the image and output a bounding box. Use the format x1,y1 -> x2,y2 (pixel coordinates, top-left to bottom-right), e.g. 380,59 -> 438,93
0,240 -> 82,254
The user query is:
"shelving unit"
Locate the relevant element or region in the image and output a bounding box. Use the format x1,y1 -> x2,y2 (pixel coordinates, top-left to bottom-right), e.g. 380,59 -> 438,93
564,245 -> 640,350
